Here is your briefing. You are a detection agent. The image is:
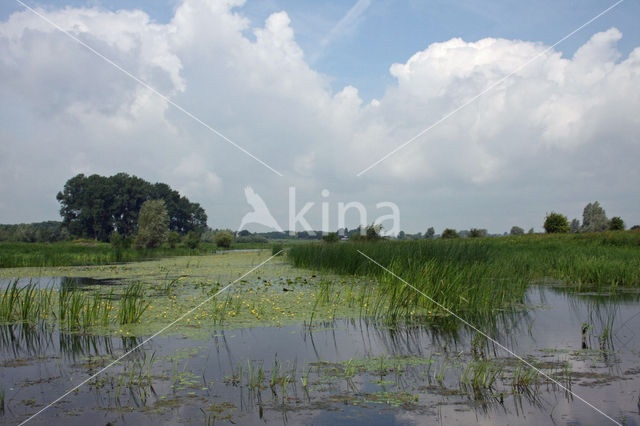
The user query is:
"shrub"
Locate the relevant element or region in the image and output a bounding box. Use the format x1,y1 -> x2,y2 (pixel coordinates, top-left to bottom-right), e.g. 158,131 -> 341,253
609,217 -> 625,231
441,228 -> 459,239
510,226 -> 524,236
365,224 -> 382,241
110,231 -> 125,249
322,232 -> 339,243
272,243 -> 284,256
469,228 -> 487,238
185,230 -> 201,249
544,212 -> 569,234
167,231 -> 181,248
214,231 -> 233,248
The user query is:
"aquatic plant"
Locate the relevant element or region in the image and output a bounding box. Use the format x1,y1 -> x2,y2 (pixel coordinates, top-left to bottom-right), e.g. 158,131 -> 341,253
119,282 -> 150,325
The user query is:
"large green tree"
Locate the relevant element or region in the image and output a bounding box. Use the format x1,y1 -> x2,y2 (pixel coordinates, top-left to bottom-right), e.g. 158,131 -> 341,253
135,200 -> 169,248
581,201 -> 608,233
544,212 -> 569,233
57,173 -> 207,241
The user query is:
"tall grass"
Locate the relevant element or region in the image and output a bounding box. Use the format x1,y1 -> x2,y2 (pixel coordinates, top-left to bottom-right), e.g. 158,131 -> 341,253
0,241 -> 219,268
119,282 -> 150,325
288,232 -> 640,318
1,278 -> 144,329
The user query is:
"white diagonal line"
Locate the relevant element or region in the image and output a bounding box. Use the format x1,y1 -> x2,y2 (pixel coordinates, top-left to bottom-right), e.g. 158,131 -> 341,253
18,250 -> 284,425
357,250 -> 622,425
356,0 -> 625,176
14,0 -> 283,177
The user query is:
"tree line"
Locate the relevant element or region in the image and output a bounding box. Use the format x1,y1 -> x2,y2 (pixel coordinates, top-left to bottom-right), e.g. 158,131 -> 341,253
56,173 -> 207,241
544,201 -> 629,233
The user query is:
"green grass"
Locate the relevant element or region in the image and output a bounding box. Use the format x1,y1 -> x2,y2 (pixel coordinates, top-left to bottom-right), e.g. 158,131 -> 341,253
288,231 -> 640,318
0,240 -> 278,268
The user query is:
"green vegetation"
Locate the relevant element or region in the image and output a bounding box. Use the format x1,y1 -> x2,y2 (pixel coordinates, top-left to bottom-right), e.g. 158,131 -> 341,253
289,232 -> 640,320
322,232 -> 339,243
441,228 -> 459,239
0,241 -> 211,268
214,231 -> 233,248
0,239 -> 281,268
56,173 -> 207,241
135,200 -> 170,249
0,221 -> 69,243
609,216 -> 624,231
510,226 -> 524,235
544,212 -> 569,233
581,201 -> 608,233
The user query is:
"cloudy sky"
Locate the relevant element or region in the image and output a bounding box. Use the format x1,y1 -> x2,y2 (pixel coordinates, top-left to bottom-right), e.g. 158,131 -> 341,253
1,0 -> 639,234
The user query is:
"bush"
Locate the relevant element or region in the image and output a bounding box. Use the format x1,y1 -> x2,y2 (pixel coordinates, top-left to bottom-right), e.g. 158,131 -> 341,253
469,228 -> 487,238
185,230 -> 201,249
167,231 -> 181,248
608,217 -> 624,231
272,243 -> 284,256
441,228 -> 459,239
510,226 -> 524,236
214,231 -> 233,248
322,232 -> 339,243
544,212 -> 569,234
365,224 -> 382,241
110,231 -> 125,249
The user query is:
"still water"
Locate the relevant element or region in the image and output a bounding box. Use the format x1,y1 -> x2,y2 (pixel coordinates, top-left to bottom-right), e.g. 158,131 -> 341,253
1,285 -> 639,425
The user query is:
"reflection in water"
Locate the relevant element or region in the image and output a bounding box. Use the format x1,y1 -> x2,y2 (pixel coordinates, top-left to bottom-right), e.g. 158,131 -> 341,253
0,323 -> 142,361
0,276 -> 123,290
0,286 -> 639,425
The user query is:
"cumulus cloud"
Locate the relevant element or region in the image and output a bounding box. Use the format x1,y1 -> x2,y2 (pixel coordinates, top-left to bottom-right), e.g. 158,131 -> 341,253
0,0 -> 638,232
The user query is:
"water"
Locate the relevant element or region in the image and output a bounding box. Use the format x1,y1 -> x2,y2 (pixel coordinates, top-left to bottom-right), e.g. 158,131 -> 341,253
1,286 -> 639,425
0,276 -> 122,289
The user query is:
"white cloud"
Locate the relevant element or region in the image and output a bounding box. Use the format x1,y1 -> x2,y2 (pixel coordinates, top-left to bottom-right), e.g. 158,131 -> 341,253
0,0 -> 639,232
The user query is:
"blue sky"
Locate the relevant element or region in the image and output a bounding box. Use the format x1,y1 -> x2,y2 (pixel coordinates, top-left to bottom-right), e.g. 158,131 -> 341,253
1,0 -> 639,233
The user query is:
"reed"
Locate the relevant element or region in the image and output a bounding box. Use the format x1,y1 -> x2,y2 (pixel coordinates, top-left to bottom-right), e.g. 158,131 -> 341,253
289,232 -> 640,319
119,282 -> 150,325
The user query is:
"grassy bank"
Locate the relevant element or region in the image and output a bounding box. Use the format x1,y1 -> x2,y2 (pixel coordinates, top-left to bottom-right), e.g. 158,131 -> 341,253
288,231 -> 640,319
0,240 -> 271,268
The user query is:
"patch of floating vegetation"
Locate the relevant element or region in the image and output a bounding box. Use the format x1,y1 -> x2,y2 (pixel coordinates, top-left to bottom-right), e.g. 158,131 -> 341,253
1,251 -> 447,338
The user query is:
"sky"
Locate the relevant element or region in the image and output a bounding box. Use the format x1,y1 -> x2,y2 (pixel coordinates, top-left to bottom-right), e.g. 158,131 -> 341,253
1,0 -> 639,234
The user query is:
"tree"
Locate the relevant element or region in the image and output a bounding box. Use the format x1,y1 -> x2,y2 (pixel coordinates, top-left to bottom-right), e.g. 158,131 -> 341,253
425,227 -> 435,239
397,230 -> 406,240
185,230 -> 201,249
135,200 -> 169,248
544,212 -> 569,234
214,231 -> 233,248
469,228 -> 487,238
608,217 -> 625,231
581,201 -> 608,233
441,228 -> 459,239
528,228 -> 534,234
510,226 -> 524,236
570,218 -> 580,233
57,173 -> 207,241
365,224 -> 383,241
